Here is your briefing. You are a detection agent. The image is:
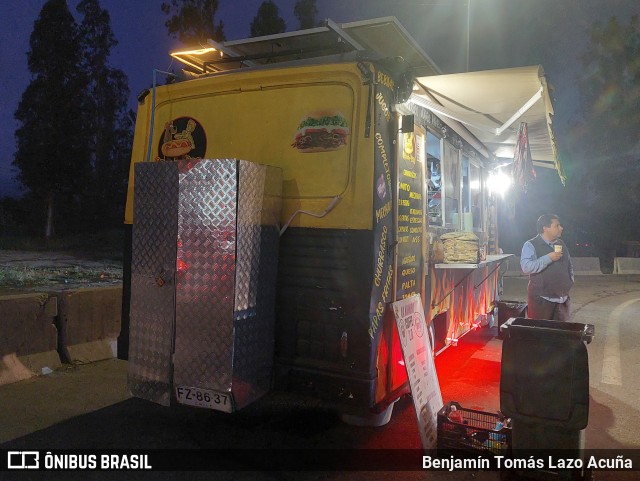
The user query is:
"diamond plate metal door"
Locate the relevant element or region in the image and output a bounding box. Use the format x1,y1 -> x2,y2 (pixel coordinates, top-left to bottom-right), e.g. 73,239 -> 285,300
173,160 -> 238,392
232,161 -> 282,408
129,159 -> 282,411
128,162 -> 178,406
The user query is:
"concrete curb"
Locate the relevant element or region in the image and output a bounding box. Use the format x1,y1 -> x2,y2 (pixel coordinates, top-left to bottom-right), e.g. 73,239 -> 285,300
58,287 -> 122,364
613,257 -> 640,274
1,286 -> 122,386
503,256 -> 524,277
0,293 -> 61,385
571,257 -> 603,275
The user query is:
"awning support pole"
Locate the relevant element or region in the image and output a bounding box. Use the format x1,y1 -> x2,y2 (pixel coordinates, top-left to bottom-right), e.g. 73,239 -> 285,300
473,262 -> 504,290
410,85 -> 544,137
495,87 -> 543,136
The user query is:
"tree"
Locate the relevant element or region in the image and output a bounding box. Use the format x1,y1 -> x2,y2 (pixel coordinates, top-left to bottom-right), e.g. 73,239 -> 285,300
77,0 -> 133,228
13,0 -> 91,238
294,0 -> 318,30
250,1 -> 286,37
569,15 -> 640,252
161,0 -> 225,44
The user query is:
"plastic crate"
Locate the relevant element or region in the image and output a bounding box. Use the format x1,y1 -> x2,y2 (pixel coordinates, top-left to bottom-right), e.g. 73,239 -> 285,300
437,401 -> 511,455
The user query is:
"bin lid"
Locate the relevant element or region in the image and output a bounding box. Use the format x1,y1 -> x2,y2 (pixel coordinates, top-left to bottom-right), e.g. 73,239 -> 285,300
502,317 -> 594,343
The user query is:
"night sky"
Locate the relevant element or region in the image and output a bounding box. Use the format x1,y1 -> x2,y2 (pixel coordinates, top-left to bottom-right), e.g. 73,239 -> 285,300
1,0 -> 639,199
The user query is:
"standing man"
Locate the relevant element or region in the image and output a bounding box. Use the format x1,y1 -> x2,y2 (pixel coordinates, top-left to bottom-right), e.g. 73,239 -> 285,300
520,214 -> 574,321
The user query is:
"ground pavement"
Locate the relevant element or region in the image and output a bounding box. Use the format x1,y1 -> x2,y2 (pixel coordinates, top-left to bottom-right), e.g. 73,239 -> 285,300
1,274 -> 639,480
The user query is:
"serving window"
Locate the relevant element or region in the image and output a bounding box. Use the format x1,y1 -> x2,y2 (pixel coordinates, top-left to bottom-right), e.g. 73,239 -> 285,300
462,155 -> 483,232
442,141 -> 460,229
426,131 -> 442,226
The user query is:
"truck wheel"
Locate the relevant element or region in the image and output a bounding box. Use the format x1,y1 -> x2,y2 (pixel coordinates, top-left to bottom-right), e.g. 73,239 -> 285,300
339,400 -> 396,427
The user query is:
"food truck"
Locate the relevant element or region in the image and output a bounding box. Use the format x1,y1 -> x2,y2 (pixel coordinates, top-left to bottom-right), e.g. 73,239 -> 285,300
122,17 -> 561,423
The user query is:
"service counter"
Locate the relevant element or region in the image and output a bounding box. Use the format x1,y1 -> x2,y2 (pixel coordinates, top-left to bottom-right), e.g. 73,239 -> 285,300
427,254 -> 513,353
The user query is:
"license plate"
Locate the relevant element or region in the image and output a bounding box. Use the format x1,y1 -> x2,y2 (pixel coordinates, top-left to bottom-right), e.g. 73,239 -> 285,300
175,386 -> 233,413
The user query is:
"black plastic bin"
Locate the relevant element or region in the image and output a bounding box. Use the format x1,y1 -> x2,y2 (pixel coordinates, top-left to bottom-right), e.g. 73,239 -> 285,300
500,317 -> 595,480
496,301 -> 527,338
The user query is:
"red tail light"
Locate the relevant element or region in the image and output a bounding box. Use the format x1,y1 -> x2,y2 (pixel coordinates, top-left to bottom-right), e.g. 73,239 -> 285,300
176,258 -> 188,272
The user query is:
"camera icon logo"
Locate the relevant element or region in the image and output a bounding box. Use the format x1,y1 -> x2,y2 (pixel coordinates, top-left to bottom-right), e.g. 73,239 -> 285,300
7,451 -> 39,469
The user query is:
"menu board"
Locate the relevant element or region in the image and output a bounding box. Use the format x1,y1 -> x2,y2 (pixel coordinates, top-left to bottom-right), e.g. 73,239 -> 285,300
393,295 -> 443,450
395,125 -> 426,301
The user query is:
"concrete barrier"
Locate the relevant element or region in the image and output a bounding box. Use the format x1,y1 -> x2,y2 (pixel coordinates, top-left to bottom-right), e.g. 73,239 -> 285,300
571,257 -> 603,275
613,257 -> 640,274
0,293 -> 61,386
58,287 -> 122,363
503,256 -> 525,277
504,256 -> 603,276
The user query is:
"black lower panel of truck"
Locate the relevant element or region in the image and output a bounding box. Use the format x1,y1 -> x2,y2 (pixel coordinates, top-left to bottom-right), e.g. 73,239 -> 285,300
274,227 -> 376,408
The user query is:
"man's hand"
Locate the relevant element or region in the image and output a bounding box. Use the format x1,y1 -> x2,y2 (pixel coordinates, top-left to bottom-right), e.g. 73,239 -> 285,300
549,251 -> 563,262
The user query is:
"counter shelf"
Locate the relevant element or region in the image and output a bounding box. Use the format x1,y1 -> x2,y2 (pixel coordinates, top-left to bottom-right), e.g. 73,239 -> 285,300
431,254 -> 514,309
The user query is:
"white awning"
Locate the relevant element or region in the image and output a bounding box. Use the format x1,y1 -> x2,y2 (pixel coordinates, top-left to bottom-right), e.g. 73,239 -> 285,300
413,66 -> 564,181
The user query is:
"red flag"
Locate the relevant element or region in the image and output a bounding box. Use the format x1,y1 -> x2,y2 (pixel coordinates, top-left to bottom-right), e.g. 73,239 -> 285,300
512,122 -> 536,192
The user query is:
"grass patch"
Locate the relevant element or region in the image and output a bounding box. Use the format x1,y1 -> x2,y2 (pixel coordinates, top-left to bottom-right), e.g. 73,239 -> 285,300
0,265 -> 122,289
0,229 -> 125,289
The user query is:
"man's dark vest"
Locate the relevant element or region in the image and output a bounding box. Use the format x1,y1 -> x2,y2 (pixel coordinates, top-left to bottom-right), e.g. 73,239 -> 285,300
528,235 -> 574,297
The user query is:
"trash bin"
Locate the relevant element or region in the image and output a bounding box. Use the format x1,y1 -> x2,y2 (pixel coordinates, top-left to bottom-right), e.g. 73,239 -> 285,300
495,301 -> 527,339
500,317 -> 594,480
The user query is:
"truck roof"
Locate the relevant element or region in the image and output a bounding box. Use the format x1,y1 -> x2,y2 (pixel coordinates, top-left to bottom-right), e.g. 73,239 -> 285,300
166,17 -> 563,182
170,16 -> 441,77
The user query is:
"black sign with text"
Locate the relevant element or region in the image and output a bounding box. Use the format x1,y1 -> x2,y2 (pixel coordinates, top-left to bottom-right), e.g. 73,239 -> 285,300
368,69 -> 396,342
395,128 -> 425,301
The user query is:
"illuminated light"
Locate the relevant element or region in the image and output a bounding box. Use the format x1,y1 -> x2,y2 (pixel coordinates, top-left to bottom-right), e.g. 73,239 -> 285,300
176,258 -> 188,272
170,47 -> 219,73
487,171 -> 512,197
171,47 -> 217,57
470,179 -> 480,190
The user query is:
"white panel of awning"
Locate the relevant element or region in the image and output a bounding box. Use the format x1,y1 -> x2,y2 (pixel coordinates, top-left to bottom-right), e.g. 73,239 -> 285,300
414,66 -> 562,179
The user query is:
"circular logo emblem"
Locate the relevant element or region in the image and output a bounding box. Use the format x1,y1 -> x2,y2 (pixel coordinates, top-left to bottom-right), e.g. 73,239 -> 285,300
156,116 -> 206,161
414,312 -> 424,338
